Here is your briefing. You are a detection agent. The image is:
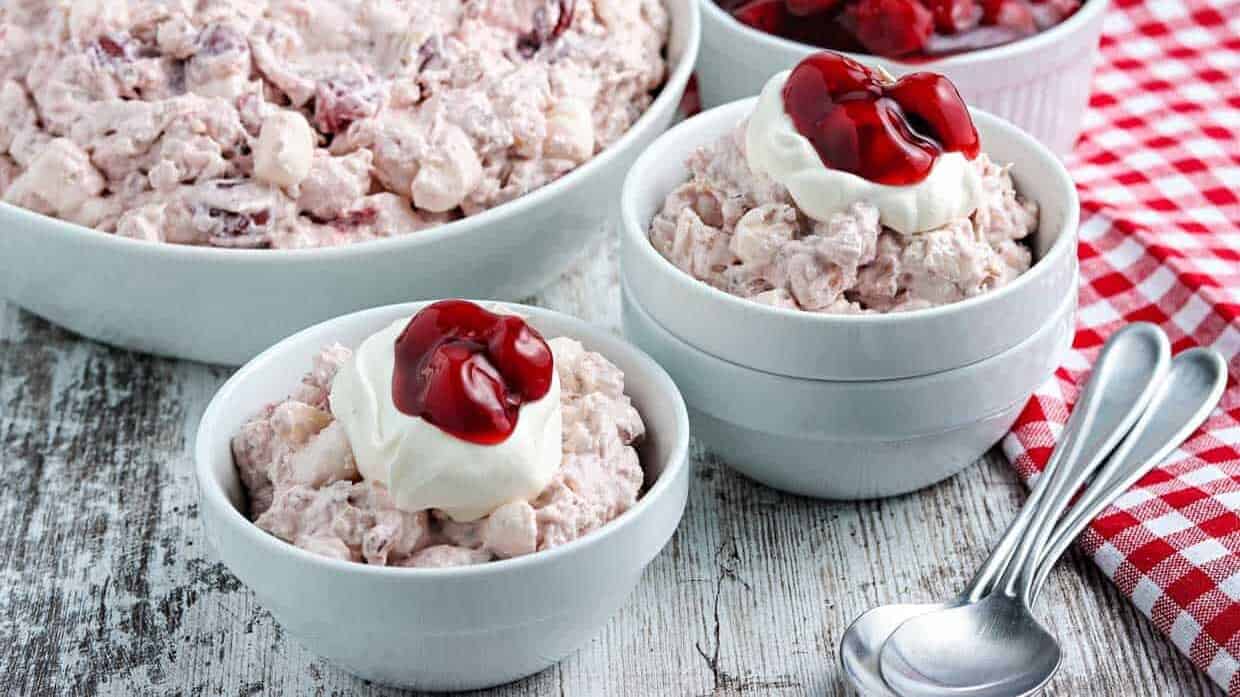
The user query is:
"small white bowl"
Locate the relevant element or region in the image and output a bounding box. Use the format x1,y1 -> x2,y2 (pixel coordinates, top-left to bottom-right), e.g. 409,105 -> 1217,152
620,98 -> 1079,381
195,301 -> 690,691
0,0 -> 699,366
697,0 -> 1109,155
622,281 -> 1075,498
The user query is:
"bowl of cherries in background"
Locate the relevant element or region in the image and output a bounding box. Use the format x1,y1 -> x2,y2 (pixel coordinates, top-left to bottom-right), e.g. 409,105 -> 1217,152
699,0 -> 1109,154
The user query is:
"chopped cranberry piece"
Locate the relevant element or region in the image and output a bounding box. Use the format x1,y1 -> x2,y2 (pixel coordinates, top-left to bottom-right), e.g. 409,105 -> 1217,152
201,205 -> 273,248
844,0 -> 934,57
314,75 -> 380,134
731,0 -> 787,34
516,0 -> 576,58
551,0 -> 576,38
197,23 -> 247,56
781,51 -> 979,185
924,0 -> 982,33
91,33 -> 152,63
785,0 -> 843,16
97,35 -> 128,58
332,207 -> 379,229
392,300 -> 555,445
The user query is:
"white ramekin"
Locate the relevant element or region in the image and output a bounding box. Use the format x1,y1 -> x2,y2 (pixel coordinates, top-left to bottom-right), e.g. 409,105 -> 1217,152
195,301 -> 690,691
622,281 -> 1074,498
0,0 -> 699,366
620,98 -> 1079,381
697,0 -> 1108,155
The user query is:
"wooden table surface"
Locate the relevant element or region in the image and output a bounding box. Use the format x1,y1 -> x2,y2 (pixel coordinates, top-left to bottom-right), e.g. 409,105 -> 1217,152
0,239 -> 1221,697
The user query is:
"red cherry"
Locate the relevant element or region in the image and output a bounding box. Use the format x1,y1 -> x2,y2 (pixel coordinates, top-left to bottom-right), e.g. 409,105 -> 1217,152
784,51 -> 881,102
392,300 -> 555,445
781,51 -> 979,185
923,0 -> 982,33
844,0 -> 933,58
731,0 -> 787,33
486,315 -> 555,401
886,72 -> 980,159
416,341 -> 516,442
785,0 -> 843,16
981,0 -> 1035,30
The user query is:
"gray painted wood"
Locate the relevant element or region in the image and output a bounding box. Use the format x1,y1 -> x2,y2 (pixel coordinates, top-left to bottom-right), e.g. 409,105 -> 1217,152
0,237 -> 1220,696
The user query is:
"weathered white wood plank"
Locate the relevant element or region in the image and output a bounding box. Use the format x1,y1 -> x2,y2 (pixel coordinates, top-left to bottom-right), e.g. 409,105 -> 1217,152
0,239 -> 1221,696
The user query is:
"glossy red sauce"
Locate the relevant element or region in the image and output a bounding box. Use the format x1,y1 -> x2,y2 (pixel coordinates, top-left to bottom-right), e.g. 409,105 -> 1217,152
392,300 -> 554,445
781,52 -> 980,185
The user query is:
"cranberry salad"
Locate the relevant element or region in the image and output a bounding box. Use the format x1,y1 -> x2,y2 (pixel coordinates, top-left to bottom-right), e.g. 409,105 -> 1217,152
0,0 -> 668,248
650,52 -> 1037,313
233,301 -> 646,567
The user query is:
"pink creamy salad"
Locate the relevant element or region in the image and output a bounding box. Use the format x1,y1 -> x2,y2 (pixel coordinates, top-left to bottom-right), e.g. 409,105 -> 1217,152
0,0 -> 668,248
232,337 -> 645,567
649,124 -> 1038,313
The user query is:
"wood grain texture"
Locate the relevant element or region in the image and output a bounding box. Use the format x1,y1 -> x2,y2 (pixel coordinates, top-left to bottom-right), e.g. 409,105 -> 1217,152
0,238 -> 1221,696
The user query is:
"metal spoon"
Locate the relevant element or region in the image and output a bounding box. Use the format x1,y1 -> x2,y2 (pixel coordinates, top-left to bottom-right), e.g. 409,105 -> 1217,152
878,346 -> 1227,697
839,323 -> 1172,696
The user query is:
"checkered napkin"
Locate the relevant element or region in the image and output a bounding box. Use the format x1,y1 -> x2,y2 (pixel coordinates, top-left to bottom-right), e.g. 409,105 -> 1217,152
999,0 -> 1240,692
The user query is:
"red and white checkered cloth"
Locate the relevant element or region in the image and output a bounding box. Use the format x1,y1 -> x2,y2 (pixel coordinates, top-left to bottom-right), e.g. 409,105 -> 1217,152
1000,0 -> 1240,692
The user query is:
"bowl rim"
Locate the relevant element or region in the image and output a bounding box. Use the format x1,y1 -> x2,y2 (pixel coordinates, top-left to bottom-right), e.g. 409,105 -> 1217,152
622,272 -> 1077,386
0,0 -> 700,264
620,97 -> 1080,327
194,300 -> 691,579
699,0 -> 1111,69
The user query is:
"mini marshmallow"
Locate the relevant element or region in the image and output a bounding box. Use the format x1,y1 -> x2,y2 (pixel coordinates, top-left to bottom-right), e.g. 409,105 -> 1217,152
411,125 -> 482,213
3,138 -> 105,219
254,111 -> 316,190
68,0 -> 130,42
544,99 -> 595,163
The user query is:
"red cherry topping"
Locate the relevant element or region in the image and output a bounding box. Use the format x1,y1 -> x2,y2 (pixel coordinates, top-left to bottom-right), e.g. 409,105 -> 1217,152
843,0 -> 933,57
925,0 -> 982,33
781,51 -> 980,185
391,300 -> 554,445
718,0 -> 1064,58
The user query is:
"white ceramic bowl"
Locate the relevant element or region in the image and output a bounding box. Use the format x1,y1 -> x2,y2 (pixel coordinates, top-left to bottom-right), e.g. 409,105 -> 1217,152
620,98 -> 1079,381
195,301 -> 690,691
697,0 -> 1108,155
622,281 -> 1075,498
0,0 -> 699,367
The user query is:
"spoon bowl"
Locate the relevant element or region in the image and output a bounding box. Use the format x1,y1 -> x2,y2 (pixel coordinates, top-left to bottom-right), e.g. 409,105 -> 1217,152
879,594 -> 1061,697
840,602 -> 957,696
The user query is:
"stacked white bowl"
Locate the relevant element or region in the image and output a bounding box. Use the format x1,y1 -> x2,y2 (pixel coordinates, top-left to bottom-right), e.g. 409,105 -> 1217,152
620,98 -> 1081,499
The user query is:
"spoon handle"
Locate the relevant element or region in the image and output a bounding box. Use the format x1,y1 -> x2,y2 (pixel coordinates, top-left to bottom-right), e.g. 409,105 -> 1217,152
962,323 -> 1170,602
1026,347 -> 1227,600
992,323 -> 1171,598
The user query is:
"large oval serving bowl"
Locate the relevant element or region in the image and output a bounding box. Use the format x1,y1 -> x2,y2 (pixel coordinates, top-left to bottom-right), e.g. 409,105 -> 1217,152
195,301 -> 690,691
0,0 -> 699,366
696,0 -> 1109,154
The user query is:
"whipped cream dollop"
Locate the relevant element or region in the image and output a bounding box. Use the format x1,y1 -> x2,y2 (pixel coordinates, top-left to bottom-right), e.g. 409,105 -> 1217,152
330,317 -> 563,522
745,71 -> 983,235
